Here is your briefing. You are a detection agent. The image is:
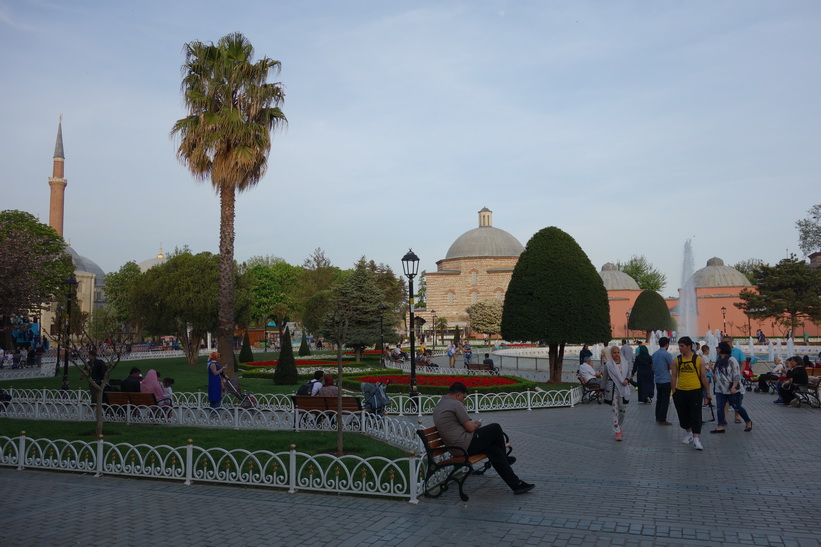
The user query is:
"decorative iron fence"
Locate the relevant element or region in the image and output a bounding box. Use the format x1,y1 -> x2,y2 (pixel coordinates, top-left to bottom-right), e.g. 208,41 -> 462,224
0,434 -> 424,503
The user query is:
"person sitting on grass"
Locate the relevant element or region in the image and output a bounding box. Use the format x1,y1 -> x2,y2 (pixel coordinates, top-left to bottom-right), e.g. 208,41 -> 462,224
432,382 -> 534,495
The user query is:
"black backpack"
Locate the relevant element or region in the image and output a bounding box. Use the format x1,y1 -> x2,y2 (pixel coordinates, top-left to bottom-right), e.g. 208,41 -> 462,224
296,380 -> 314,396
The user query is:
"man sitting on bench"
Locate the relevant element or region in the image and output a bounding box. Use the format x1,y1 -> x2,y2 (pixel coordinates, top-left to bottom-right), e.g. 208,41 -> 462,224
482,354 -> 497,371
579,355 -> 601,388
432,382 -> 534,495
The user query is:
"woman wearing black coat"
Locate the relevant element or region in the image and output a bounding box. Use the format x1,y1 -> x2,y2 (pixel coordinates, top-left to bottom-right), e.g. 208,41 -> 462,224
631,345 -> 654,403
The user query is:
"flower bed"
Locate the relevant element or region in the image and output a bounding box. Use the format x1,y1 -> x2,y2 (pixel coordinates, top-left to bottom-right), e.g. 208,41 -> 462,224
241,363 -> 377,380
342,373 -> 536,395
241,359 -> 353,368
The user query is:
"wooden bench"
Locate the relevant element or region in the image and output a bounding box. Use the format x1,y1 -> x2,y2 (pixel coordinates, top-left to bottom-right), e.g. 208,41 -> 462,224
291,395 -> 363,428
794,376 -> 820,408
578,373 -> 603,404
416,425 -> 509,502
466,362 -> 498,374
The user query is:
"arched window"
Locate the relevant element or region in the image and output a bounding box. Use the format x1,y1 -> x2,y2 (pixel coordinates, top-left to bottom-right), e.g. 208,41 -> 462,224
495,290 -> 503,300
470,271 -> 478,285
447,292 -> 455,305
471,291 -> 479,304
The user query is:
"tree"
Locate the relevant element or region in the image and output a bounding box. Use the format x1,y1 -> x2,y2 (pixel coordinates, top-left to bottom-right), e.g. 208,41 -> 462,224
273,326 -> 298,385
416,270 -> 427,308
735,256 -> 821,333
294,248 -> 344,328
0,210 -> 73,349
246,260 -> 299,340
298,335 -> 311,356
239,330 -> 254,363
468,299 -> 503,338
733,258 -> 766,285
628,290 -> 675,339
172,32 -> 287,372
615,255 -> 667,292
797,203 -> 821,256
103,261 -> 143,336
502,227 -> 611,383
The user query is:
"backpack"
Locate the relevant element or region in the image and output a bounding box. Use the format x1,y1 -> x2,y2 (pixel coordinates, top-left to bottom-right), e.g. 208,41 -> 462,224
296,379 -> 315,396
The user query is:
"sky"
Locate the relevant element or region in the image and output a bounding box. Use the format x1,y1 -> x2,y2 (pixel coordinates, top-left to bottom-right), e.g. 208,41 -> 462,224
1,0 -> 819,297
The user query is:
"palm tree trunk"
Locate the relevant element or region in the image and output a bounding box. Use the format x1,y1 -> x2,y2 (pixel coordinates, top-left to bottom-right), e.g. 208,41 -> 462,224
217,187 -> 236,371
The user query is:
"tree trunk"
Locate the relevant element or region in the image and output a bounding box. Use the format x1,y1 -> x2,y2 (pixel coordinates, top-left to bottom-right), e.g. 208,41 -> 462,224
217,187 -> 236,373
548,343 -> 563,384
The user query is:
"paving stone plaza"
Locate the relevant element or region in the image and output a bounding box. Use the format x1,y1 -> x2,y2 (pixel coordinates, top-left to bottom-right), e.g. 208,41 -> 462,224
1,380 -> 818,547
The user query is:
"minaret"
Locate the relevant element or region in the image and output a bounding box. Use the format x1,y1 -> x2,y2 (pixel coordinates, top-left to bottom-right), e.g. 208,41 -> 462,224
48,116 -> 67,237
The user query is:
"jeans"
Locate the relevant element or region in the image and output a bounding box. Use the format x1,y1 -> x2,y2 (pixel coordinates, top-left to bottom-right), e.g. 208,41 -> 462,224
655,382 -> 671,422
715,392 -> 751,426
467,423 -> 520,490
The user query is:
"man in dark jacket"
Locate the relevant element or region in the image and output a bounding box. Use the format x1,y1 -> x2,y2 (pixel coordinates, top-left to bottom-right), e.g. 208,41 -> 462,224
121,367 -> 142,392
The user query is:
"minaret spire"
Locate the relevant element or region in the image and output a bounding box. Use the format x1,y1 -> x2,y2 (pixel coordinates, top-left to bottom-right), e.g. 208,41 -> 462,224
48,116 -> 68,237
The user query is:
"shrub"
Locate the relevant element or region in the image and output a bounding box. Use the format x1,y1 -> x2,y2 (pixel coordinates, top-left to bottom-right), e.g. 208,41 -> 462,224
239,331 -> 254,363
298,335 -> 311,356
273,327 -> 298,385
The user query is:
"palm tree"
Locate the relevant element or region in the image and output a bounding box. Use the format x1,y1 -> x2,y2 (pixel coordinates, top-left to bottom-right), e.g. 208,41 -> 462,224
171,32 -> 286,369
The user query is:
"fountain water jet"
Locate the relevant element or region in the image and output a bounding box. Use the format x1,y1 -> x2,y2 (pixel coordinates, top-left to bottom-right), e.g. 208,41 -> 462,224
679,239 -> 698,339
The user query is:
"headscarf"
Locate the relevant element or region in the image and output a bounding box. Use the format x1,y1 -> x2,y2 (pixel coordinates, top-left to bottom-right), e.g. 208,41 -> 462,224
715,341 -> 732,373
605,346 -> 631,399
636,345 -> 649,358
323,373 -> 335,387
140,369 -> 164,401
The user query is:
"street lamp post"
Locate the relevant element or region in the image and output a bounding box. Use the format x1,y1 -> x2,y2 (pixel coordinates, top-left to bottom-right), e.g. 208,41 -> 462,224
721,306 -> 727,337
401,250 -> 420,406
625,311 -> 630,339
431,310 -> 437,355
61,275 -> 78,392
378,302 -> 387,367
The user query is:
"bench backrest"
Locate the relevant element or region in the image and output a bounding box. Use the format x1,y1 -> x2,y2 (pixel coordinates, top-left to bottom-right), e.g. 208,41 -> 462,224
466,362 -> 492,371
291,395 -> 362,412
417,425 -> 449,461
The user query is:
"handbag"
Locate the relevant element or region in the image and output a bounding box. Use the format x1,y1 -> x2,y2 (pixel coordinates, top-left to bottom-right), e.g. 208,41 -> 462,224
781,379 -> 793,390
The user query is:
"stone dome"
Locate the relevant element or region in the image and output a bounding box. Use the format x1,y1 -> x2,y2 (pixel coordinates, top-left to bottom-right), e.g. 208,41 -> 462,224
599,263 -> 641,291
444,208 -> 524,260
138,246 -> 167,272
66,246 -> 105,286
691,257 -> 751,288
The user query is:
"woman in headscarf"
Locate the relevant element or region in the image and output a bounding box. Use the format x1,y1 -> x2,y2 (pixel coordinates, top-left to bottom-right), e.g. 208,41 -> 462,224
317,373 -> 339,397
604,345 -> 631,441
207,352 -> 224,409
711,341 -> 752,433
140,369 -> 165,403
631,344 -> 654,404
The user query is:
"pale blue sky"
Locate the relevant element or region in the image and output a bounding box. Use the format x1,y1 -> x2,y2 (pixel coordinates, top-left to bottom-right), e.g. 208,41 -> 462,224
1,0 -> 819,296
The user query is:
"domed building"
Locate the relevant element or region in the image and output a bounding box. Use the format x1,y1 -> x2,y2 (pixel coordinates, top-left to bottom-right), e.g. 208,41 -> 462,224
599,263 -> 642,338
685,257 -> 757,337
138,246 -> 167,272
424,208 -> 524,328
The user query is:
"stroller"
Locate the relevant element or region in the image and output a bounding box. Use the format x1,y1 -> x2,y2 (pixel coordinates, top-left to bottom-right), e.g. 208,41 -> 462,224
362,381 -> 391,417
223,376 -> 257,409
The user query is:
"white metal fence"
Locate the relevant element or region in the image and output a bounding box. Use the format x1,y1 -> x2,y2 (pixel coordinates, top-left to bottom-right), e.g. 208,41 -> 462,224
0,433 -> 424,503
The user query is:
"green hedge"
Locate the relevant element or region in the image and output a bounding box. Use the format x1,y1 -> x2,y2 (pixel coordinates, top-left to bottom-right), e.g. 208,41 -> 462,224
239,362 -> 375,380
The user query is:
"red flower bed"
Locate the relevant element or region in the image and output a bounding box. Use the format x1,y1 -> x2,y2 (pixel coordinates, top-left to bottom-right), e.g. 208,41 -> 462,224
355,374 -> 517,388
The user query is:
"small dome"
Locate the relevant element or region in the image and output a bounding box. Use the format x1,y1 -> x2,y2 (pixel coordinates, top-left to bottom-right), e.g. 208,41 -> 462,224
138,246 -> 167,272
599,263 -> 641,291
691,257 -> 751,288
444,208 -> 524,260
66,246 -> 105,286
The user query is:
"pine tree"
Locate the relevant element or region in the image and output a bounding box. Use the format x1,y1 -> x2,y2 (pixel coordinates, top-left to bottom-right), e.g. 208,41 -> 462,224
502,226 -> 611,382
239,330 -> 254,363
628,290 -> 676,339
273,327 -> 298,385
298,334 -> 311,356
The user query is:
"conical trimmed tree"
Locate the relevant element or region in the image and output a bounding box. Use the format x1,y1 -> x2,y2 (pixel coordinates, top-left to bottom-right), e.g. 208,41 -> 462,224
273,327 -> 298,385
501,227 -> 611,382
239,330 -> 254,363
298,334 -> 311,356
628,290 -> 675,340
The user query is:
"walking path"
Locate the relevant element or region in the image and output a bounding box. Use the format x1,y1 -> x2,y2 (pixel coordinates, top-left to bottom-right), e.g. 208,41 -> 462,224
2,381 -> 819,546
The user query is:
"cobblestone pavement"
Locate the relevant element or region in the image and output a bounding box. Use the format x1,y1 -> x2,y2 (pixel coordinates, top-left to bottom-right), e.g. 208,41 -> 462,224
1,388 -> 819,546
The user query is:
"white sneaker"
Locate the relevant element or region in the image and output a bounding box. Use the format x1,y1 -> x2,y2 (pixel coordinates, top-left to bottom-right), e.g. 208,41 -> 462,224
682,434 -> 693,444
693,438 -> 703,450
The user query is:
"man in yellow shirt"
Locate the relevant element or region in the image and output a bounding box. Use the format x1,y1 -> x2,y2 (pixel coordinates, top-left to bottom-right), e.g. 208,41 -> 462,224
671,336 -> 712,451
